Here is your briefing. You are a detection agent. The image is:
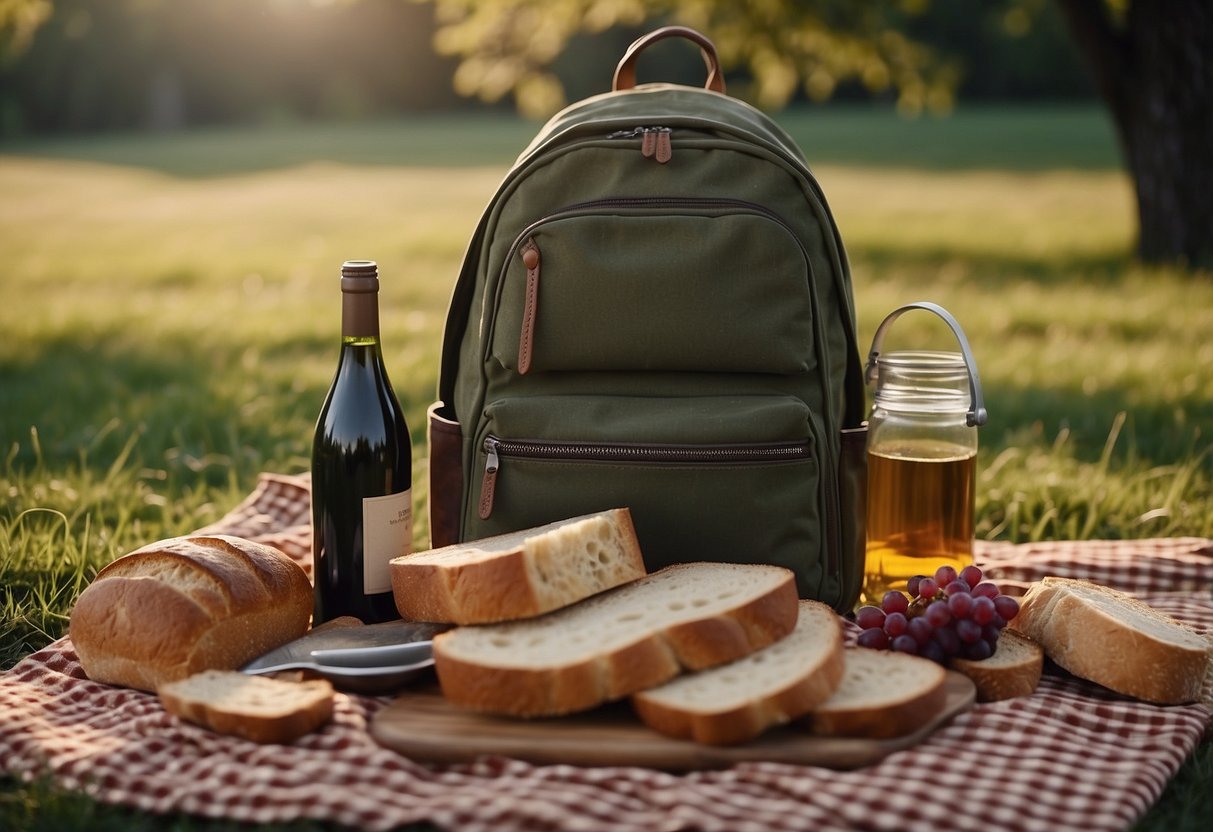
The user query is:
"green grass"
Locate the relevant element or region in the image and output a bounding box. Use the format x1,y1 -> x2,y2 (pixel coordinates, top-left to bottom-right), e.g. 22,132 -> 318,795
2,106 -> 1210,830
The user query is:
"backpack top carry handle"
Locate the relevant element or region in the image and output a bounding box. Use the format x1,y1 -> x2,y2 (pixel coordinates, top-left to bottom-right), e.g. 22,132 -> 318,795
612,25 -> 727,94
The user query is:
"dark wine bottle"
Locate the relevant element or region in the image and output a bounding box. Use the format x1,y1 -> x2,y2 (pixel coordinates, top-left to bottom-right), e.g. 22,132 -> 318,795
311,260 -> 411,624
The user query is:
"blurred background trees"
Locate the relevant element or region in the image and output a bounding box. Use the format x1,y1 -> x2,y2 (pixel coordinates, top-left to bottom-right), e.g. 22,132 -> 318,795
0,0 -> 1090,133
1,0 -> 1209,269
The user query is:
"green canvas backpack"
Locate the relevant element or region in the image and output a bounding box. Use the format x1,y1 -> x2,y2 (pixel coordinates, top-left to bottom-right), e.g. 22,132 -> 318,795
426,26 -> 868,612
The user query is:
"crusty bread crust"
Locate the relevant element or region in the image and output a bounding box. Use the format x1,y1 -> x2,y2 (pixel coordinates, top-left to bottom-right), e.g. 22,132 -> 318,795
950,628 -> 1043,702
433,563 -> 798,717
805,649 -> 948,739
391,509 -> 646,624
70,535 -> 312,692
158,671 -> 334,744
631,601 -> 845,745
1010,576 -> 1209,705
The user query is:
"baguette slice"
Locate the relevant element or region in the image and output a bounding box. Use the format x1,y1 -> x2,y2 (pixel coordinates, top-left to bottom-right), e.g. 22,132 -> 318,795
433,562 -> 798,717
158,670 -> 334,744
391,509 -> 645,624
950,628 -> 1044,702
631,600 -> 845,745
1011,576 -> 1209,704
805,648 -> 948,739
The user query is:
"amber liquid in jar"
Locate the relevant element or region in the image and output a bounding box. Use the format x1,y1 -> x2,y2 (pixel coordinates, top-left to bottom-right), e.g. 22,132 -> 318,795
861,441 -> 975,605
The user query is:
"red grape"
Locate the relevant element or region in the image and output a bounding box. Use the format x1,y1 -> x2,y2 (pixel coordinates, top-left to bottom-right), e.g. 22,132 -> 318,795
883,611 -> 908,637
947,591 -> 974,619
907,575 -> 924,597
944,580 -> 970,597
908,616 -> 935,647
956,619 -> 982,644
933,626 -> 961,656
962,638 -> 994,661
891,634 -> 919,654
881,591 -> 910,615
993,594 -> 1020,621
857,628 -> 890,650
920,641 -> 946,664
971,595 -> 996,626
917,577 -> 939,600
855,605 -> 886,630
934,565 -> 958,587
959,564 -> 983,589
925,601 -> 951,628
973,581 -> 1000,600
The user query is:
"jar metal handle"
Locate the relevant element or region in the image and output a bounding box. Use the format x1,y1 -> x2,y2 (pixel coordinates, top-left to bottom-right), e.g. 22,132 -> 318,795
865,301 -> 988,428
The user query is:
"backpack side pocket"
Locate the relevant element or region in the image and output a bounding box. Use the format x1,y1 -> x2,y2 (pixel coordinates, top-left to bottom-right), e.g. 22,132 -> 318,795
427,401 -> 464,549
837,424 -> 868,610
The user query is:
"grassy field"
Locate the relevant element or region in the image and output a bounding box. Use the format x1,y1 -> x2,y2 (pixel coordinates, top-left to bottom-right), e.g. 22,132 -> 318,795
2,105 -> 1211,830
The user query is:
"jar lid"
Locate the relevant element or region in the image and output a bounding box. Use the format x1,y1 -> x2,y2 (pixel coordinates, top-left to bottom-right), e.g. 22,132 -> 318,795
865,303 -> 987,427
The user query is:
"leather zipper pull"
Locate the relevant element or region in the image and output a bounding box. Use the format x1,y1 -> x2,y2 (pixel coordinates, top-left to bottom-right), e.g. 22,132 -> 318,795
654,128 -> 672,164
641,128 -> 657,159
517,237 -> 541,375
478,439 -> 500,520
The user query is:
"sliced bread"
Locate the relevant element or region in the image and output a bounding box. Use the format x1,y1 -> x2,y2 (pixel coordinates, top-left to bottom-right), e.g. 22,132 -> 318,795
950,628 -> 1044,702
630,600 -> 845,745
391,508 -> 646,624
432,562 -> 798,717
158,670 -> 334,744
1010,576 -> 1209,704
804,648 -> 948,739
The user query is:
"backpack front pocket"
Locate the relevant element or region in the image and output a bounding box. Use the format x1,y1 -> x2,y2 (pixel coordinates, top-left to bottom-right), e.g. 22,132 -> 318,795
464,394 -> 829,598
488,198 -> 818,375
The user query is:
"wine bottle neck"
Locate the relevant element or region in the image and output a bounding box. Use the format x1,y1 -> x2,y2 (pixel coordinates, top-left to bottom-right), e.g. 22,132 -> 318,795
342,288 -> 380,340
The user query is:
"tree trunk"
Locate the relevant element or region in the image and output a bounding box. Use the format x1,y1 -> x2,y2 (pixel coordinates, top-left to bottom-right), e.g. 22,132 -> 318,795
1056,0 -> 1213,271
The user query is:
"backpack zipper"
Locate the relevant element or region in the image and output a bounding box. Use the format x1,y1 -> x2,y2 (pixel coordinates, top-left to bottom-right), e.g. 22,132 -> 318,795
607,126 -> 673,163
478,435 -> 811,520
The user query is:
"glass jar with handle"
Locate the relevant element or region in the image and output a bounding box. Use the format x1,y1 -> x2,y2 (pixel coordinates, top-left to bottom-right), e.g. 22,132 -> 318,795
859,302 -> 987,607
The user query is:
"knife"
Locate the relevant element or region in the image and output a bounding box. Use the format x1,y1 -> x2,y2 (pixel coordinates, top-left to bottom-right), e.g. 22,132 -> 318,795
242,618 -> 451,693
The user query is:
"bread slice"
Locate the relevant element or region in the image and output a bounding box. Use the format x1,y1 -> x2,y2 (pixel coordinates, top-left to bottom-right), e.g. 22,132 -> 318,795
630,600 -> 845,745
433,562 -> 798,717
158,670 -> 334,744
950,628 -> 1044,702
391,508 -> 646,624
804,648 -> 948,739
1011,576 -> 1209,704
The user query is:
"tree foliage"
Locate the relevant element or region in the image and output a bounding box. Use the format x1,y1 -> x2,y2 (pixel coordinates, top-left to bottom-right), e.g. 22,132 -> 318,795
421,0 -> 962,118
0,0 -> 51,55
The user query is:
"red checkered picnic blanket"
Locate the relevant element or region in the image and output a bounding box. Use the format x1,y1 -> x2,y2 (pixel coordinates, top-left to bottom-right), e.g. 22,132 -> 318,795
3,473 -> 1211,831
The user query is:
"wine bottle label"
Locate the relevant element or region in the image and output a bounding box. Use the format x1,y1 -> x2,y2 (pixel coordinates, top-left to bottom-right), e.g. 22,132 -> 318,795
362,489 -> 412,595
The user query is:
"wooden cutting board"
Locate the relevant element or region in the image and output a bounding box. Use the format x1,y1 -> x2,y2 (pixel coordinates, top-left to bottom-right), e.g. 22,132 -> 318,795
370,671 -> 975,771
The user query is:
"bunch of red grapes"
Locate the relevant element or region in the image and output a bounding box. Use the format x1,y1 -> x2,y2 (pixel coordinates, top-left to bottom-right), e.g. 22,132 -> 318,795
855,564 -> 1020,664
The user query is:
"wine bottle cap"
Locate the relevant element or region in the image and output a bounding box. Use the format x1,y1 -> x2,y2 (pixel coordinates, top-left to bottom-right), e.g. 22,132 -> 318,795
341,260 -> 379,293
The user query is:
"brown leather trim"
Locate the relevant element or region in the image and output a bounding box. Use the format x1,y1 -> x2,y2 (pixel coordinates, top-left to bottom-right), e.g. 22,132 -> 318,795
478,465 -> 497,521
518,237 -> 541,375
427,402 -> 464,548
612,26 -> 725,94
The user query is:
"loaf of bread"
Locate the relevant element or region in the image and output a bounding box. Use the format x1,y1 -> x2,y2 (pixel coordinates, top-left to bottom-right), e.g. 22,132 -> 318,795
391,508 -> 646,624
70,535 -> 312,692
433,562 -> 798,717
1011,576 -> 1210,704
631,600 -> 845,745
158,670 -> 334,744
805,648 -> 948,739
951,627 -> 1044,702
